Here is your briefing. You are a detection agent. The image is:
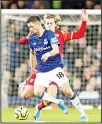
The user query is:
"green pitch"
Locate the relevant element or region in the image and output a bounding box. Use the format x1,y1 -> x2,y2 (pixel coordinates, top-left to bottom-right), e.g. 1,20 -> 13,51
2,107 -> 101,122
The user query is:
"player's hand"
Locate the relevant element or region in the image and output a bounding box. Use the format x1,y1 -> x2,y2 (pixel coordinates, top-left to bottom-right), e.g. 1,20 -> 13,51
81,9 -> 88,21
41,52 -> 51,62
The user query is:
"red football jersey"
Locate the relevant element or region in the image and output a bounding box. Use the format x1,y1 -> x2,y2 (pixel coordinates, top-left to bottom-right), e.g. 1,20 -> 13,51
55,30 -> 70,55
55,21 -> 87,55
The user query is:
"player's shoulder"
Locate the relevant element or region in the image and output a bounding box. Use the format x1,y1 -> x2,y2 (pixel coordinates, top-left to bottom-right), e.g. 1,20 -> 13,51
55,30 -> 64,35
29,34 -> 36,39
28,34 -> 37,42
45,30 -> 54,34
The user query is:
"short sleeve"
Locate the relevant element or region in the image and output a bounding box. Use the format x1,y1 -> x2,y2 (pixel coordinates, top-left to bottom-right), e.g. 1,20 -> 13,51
28,38 -> 34,50
48,30 -> 59,45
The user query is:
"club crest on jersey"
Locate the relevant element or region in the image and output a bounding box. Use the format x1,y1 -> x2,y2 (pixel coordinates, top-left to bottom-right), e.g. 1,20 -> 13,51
33,42 -> 36,45
44,39 -> 48,44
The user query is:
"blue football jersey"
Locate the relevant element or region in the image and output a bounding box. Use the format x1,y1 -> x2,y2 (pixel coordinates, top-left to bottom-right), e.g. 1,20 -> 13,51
28,30 -> 63,72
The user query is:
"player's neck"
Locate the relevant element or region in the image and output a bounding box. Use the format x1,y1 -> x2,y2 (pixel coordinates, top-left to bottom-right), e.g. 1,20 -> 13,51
51,27 -> 55,32
37,27 -> 44,37
52,29 -> 55,32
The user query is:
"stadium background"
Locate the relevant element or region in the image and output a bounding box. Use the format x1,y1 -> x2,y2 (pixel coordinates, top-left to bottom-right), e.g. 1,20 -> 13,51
1,5 -> 101,123
1,0 -> 101,9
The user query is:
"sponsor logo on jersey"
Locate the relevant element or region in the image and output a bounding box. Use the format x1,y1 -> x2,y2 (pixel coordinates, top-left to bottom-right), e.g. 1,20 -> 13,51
33,42 -> 36,45
34,46 -> 50,52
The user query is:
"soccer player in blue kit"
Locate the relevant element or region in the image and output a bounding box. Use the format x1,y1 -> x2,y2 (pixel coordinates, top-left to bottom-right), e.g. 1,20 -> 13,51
27,15 -> 68,116
19,12 -> 88,122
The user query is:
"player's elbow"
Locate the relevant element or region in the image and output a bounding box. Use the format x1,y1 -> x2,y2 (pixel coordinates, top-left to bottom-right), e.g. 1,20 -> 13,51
50,49 -> 59,56
56,49 -> 59,54
76,33 -> 84,39
54,49 -> 59,55
80,33 -> 84,38
18,37 -> 28,44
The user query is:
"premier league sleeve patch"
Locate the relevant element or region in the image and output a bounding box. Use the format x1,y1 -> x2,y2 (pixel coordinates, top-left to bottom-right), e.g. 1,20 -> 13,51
50,37 -> 59,45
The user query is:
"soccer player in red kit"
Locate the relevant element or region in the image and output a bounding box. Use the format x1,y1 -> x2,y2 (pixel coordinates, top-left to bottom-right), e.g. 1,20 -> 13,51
18,10 -> 88,122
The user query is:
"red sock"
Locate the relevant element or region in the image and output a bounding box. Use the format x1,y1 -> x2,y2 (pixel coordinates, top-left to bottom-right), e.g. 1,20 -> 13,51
38,101 -> 51,110
38,101 -> 45,110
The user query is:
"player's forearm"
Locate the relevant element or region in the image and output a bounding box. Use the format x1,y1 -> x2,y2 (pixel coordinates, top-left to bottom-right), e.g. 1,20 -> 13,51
71,21 -> 87,39
71,9 -> 88,40
49,44 -> 59,56
49,48 -> 59,56
30,50 -> 36,73
41,45 -> 59,62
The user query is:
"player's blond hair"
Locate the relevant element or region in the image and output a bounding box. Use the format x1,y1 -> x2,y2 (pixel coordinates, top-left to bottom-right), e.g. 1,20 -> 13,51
43,13 -> 61,28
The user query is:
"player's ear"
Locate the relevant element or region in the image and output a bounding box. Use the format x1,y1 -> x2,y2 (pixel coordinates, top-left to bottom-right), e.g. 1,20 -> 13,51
43,19 -> 46,24
55,22 -> 59,29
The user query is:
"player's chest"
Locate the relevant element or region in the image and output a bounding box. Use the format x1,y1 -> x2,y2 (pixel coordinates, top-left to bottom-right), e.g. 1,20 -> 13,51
31,37 -> 50,48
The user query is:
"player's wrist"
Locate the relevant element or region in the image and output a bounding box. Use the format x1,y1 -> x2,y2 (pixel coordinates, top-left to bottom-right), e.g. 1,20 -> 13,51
26,35 -> 30,39
47,52 -> 51,57
81,19 -> 87,21
82,20 -> 87,23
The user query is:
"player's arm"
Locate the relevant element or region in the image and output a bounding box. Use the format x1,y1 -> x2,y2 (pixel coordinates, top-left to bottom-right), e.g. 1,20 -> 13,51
41,31 -> 59,62
64,9 -> 88,42
18,32 -> 32,44
41,44 -> 59,62
49,44 -> 59,56
30,48 -> 36,73
26,48 -> 36,84
18,42 -> 36,89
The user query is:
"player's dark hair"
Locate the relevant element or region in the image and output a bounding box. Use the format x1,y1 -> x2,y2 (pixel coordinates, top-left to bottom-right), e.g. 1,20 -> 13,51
27,15 -> 41,23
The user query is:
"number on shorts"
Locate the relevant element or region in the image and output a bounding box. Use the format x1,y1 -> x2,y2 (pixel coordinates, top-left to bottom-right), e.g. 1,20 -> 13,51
56,72 -> 64,79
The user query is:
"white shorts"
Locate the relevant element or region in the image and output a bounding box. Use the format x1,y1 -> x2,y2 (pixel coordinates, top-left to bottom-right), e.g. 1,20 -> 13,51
34,67 -> 69,88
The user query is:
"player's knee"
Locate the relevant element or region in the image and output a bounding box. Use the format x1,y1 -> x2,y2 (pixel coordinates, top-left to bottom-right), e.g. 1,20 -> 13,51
20,94 -> 26,99
34,90 -> 42,97
18,90 -> 24,98
18,91 -> 25,98
47,85 -> 57,98
64,90 -> 74,97
20,93 -> 31,99
19,90 -> 30,99
25,94 -> 32,98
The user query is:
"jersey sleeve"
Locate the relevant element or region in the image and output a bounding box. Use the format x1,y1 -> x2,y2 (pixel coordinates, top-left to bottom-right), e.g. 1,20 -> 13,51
63,21 -> 87,42
29,44 -> 34,50
28,39 -> 34,50
62,32 -> 72,42
18,37 -> 28,44
70,21 -> 87,40
48,30 -> 59,45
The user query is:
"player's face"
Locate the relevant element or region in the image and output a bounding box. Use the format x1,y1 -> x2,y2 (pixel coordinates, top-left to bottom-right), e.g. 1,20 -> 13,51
27,21 -> 40,35
45,18 -> 56,31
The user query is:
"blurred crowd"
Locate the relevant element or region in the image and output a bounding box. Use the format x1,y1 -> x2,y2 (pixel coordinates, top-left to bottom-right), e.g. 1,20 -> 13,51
2,16 -> 101,101
1,0 -> 101,9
